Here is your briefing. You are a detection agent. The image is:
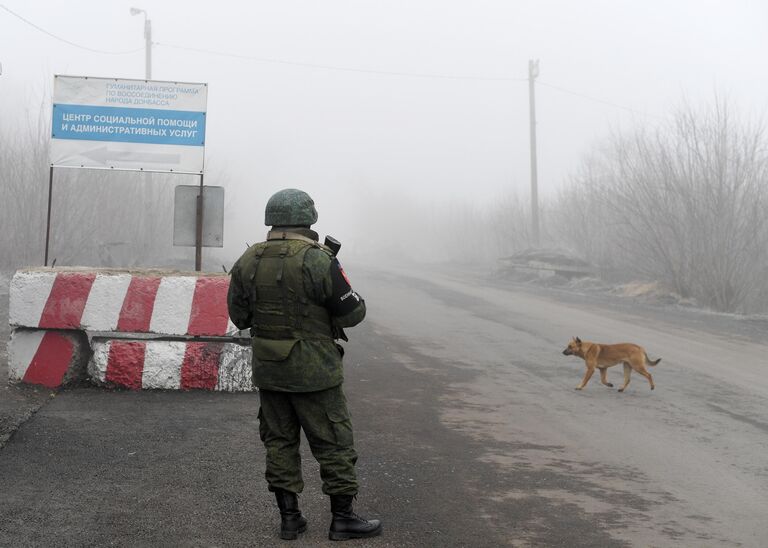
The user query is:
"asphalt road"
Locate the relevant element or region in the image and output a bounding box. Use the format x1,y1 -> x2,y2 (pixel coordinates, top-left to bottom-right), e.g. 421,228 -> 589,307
1,266 -> 767,547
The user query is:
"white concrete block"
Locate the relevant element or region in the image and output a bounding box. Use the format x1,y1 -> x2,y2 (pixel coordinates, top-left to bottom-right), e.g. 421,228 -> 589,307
80,274 -> 132,331
142,341 -> 186,390
150,276 -> 197,335
9,271 -> 56,327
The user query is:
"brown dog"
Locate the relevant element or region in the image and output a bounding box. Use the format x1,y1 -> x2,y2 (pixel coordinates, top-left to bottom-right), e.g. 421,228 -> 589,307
562,337 -> 661,392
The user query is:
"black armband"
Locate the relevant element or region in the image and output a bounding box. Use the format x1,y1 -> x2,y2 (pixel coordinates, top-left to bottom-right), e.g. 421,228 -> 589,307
326,259 -> 363,316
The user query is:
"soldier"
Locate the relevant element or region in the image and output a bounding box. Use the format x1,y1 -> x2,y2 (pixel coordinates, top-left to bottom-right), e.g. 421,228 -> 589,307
227,188 -> 382,541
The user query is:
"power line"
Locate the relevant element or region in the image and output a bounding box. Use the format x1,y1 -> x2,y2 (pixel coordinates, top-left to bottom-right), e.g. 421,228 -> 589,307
158,43 -> 659,117
1,4 -> 660,118
155,42 -> 527,82
538,81 -> 663,119
0,4 -> 143,55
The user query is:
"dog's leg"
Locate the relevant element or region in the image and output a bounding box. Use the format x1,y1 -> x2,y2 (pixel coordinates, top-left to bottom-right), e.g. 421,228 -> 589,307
598,367 -> 613,388
576,366 -> 595,390
618,363 -> 631,392
636,365 -> 655,390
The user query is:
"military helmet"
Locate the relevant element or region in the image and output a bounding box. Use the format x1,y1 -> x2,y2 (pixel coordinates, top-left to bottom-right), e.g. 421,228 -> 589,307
264,188 -> 318,226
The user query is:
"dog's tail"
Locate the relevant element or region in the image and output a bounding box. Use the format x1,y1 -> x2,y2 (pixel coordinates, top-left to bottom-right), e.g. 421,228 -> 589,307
645,353 -> 661,366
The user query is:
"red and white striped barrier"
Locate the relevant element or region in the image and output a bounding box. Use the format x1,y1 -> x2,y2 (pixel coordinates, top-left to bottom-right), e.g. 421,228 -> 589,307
8,268 -> 254,391
89,339 -> 252,392
10,269 -> 240,337
8,329 -> 89,388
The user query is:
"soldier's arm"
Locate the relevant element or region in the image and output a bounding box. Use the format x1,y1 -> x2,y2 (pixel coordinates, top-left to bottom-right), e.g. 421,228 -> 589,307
227,261 -> 253,330
305,248 -> 366,328
325,257 -> 366,328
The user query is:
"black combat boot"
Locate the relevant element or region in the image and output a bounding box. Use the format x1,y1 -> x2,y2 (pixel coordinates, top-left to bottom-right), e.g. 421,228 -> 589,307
274,489 -> 308,540
328,494 -> 383,541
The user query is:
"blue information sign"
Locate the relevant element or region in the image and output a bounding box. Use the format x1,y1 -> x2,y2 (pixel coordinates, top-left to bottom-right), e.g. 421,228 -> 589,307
52,104 -> 206,147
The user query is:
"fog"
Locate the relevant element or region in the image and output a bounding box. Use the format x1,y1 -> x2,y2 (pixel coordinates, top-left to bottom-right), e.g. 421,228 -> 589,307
1,1 -> 768,311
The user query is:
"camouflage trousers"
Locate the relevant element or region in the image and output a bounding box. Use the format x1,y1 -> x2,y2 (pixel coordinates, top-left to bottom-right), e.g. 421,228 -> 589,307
258,385 -> 359,495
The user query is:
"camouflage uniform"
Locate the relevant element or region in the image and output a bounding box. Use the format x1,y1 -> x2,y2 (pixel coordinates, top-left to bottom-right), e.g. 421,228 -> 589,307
227,226 -> 366,496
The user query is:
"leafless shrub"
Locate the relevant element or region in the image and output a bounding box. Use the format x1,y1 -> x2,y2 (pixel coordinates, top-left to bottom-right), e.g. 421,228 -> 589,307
553,151 -> 616,272
0,104 -> 198,270
487,190 -> 535,257
550,99 -> 768,313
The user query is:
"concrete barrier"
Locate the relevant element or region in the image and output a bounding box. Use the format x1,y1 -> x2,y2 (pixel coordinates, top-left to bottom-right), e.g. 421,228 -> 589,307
8,268 -> 253,392
8,329 -> 90,388
10,268 -> 237,337
89,339 -> 252,392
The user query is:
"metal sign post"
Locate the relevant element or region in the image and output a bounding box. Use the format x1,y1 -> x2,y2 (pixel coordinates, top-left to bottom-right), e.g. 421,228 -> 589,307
44,167 -> 54,266
173,183 -> 224,270
195,173 -> 204,271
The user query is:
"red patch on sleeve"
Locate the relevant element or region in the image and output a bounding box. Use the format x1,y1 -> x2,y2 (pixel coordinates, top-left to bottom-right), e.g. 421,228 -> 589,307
338,262 -> 351,286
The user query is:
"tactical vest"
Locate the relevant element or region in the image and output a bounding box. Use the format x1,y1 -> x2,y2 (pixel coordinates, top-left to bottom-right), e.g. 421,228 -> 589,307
248,238 -> 333,351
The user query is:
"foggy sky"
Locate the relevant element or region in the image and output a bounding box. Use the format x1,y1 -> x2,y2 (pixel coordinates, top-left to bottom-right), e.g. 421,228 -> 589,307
1,0 -> 767,257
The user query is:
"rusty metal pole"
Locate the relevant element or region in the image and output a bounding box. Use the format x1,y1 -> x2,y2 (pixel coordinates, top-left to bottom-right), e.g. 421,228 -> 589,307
44,166 -> 54,266
195,174 -> 204,271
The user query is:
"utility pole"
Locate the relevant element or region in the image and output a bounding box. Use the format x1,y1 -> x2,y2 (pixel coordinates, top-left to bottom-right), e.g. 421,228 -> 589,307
144,16 -> 152,79
130,8 -> 155,268
130,7 -> 152,79
528,59 -> 540,248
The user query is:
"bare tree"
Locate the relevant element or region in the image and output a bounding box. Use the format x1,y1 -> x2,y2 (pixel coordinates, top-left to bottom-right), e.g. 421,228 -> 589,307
0,102 -> 196,270
550,98 -> 768,313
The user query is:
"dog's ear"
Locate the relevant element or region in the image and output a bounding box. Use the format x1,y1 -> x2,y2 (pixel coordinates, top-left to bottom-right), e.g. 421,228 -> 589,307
575,336 -> 581,343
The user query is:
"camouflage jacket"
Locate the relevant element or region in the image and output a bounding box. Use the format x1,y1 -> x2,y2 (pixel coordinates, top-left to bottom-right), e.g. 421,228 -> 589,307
227,228 -> 366,392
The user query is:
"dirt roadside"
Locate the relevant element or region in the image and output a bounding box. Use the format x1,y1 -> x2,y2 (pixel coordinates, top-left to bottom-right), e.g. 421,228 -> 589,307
436,261 -> 768,346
